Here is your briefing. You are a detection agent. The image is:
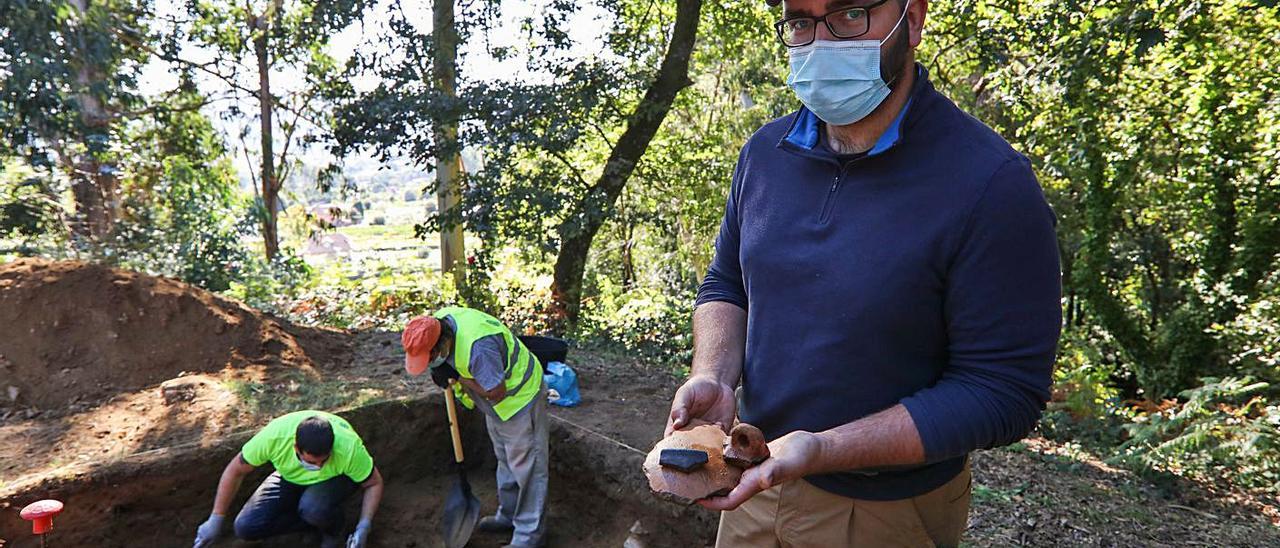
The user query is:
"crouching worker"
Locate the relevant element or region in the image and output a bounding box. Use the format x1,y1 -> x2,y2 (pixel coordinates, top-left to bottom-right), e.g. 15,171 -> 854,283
192,410 -> 383,548
402,307 -> 549,548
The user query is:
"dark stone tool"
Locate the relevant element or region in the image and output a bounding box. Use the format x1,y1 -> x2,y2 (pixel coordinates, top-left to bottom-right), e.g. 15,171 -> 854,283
659,448 -> 709,472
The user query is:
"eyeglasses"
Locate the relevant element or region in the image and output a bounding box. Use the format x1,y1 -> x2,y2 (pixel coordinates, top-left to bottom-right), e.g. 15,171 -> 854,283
774,0 -> 896,48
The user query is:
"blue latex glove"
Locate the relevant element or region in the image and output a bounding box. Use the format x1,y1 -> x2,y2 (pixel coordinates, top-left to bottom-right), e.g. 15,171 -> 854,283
193,514 -> 224,548
346,518 -> 372,548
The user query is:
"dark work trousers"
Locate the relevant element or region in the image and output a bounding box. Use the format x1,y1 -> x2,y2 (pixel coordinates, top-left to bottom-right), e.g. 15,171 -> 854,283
234,472 -> 359,540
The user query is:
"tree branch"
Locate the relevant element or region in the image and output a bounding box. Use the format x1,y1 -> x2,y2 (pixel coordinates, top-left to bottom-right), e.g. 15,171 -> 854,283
548,149 -> 591,189
112,26 -> 326,129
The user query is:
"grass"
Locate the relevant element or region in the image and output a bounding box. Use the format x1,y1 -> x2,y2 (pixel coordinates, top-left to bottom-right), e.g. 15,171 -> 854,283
337,222 -> 420,247
225,371 -> 390,417
972,482 -> 1027,505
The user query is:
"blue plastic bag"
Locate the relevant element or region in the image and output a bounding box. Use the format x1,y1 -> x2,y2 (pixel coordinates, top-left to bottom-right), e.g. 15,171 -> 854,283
543,361 -> 581,407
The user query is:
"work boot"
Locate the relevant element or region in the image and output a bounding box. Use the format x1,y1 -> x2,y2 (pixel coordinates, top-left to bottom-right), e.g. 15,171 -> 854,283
477,515 -> 515,534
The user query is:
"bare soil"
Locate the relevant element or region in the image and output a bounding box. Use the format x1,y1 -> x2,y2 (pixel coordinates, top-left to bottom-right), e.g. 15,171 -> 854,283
0,259 -> 347,409
0,259 -> 353,487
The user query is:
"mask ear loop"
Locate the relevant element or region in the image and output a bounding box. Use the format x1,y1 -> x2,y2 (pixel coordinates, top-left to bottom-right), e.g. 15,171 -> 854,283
880,0 -> 912,47
879,0 -> 913,88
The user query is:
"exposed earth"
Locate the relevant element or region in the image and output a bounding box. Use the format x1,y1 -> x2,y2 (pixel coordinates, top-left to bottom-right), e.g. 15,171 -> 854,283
1,260 -> 1278,546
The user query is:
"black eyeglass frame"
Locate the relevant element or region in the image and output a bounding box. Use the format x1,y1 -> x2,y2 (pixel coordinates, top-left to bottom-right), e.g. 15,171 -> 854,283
773,0 -> 896,48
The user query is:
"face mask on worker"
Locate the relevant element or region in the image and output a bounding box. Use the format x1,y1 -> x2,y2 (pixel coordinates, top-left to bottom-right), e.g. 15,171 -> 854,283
786,0 -> 911,126
297,451 -> 323,472
428,350 -> 448,370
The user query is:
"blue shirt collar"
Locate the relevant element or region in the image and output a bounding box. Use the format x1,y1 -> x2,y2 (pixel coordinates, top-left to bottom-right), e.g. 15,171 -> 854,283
781,67 -> 920,159
868,95 -> 913,156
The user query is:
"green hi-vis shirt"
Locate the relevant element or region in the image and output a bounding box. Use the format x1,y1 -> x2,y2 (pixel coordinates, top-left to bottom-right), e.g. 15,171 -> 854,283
241,410 -> 374,486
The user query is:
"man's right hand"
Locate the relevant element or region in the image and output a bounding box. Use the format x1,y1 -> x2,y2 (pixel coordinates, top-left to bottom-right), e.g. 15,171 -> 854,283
665,375 -> 737,436
193,514 -> 225,548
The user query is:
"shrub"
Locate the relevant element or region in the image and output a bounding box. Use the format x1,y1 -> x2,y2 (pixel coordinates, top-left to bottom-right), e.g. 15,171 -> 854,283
222,250 -> 313,313
280,262 -> 458,330
1112,377 -> 1280,492
578,288 -> 693,368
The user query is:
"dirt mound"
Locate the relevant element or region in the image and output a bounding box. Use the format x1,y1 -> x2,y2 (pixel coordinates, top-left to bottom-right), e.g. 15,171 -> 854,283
0,259 -> 343,409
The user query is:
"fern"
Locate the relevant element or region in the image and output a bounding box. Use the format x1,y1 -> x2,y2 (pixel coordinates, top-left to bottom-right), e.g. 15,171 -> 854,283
1111,377 -> 1280,491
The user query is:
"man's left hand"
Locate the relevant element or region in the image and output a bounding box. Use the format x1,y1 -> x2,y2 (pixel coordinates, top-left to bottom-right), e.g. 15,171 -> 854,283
698,431 -> 824,512
346,519 -> 372,548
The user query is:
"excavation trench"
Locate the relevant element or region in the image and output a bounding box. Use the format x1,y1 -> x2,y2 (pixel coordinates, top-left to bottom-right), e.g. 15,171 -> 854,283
0,392 -> 715,547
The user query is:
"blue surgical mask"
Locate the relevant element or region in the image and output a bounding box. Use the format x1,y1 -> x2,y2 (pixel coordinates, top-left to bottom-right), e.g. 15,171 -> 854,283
297,451 -> 323,472
428,353 -> 447,369
786,0 -> 911,125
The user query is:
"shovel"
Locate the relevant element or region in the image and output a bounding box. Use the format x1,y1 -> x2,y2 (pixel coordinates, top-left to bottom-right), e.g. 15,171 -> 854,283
441,381 -> 481,548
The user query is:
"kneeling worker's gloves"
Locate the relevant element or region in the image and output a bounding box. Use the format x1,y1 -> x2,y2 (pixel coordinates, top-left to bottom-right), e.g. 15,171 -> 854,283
347,518 -> 372,548
193,513 -> 224,548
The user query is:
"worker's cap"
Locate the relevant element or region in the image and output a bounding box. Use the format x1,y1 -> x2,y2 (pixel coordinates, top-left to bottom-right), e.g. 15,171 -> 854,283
401,315 -> 441,376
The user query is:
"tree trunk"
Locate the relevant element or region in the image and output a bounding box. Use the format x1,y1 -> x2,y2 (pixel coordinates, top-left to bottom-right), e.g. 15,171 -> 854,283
68,0 -> 118,239
253,9 -> 279,261
548,0 -> 704,327
432,0 -> 466,286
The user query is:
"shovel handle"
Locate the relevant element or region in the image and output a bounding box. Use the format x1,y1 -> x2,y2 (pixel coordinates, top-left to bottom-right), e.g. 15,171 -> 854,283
444,381 -> 465,464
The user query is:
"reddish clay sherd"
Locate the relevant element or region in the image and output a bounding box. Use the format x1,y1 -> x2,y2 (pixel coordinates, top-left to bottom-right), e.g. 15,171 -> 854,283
723,423 -> 770,468
644,423 -> 771,505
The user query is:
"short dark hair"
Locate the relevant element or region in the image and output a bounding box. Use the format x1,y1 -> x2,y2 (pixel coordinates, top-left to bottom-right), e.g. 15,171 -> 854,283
295,416 -> 335,456
437,320 -> 456,348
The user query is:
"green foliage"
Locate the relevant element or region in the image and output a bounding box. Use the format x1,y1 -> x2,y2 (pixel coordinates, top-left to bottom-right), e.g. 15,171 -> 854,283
0,0 -> 148,163
1217,273 -> 1280,381
484,257 -> 556,336
224,250 -> 314,314
1113,377 -> 1280,492
180,0 -> 373,259
276,261 -> 458,330
333,0 -> 634,245
578,286 -> 694,368
0,166 -> 63,244
333,0 -> 706,323
104,82 -> 257,291
0,0 -> 153,238
926,0 -> 1280,398
593,1 -> 790,296
1052,331 -> 1126,420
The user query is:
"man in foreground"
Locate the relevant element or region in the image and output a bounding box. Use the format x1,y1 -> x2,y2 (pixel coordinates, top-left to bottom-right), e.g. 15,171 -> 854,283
666,0 -> 1062,545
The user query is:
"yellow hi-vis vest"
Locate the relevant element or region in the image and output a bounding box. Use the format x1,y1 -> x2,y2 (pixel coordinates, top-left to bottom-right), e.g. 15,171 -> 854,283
434,306 -> 542,421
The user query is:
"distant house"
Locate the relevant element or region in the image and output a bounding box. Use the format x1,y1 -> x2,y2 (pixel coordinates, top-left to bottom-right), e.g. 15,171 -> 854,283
308,204 -> 353,227
303,233 -> 354,257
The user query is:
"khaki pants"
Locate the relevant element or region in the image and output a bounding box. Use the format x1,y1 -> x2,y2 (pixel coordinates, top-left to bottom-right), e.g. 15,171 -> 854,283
716,464 -> 972,548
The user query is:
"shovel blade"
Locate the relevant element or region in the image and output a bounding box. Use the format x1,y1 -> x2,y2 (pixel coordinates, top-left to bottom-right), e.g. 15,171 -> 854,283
441,471 -> 482,548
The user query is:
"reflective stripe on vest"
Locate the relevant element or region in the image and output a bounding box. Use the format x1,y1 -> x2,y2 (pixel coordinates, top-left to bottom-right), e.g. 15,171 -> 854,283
434,307 -> 542,421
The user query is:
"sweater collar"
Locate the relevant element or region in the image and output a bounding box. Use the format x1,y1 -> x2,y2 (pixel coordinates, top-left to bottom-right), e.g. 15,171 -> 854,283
779,64 -> 934,162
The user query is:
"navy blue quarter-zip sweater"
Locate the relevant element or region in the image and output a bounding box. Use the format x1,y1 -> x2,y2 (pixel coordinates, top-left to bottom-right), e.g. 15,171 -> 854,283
697,65 -> 1062,500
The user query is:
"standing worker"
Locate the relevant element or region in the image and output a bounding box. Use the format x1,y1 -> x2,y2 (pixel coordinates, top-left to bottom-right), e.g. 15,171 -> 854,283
402,306 -> 549,548
666,0 -> 1062,546
193,410 -> 383,548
